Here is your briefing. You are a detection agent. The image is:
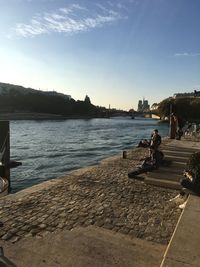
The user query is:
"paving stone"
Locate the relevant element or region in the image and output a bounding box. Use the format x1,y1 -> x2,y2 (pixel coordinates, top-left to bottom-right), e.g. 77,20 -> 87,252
118,227 -> 130,235
38,224 -> 47,230
1,232 -> 13,241
94,220 -> 104,227
9,235 -> 20,243
30,229 -> 40,235
16,231 -> 26,237
103,223 -> 114,230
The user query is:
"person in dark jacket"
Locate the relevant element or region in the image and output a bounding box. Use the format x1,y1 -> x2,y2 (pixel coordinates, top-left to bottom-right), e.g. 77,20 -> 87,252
181,152 -> 200,195
149,129 -> 162,168
150,129 -> 161,149
170,152 -> 200,209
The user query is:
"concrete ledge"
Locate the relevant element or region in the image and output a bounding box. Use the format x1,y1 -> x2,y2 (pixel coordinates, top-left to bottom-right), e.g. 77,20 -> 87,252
0,226 -> 166,267
161,195 -> 200,267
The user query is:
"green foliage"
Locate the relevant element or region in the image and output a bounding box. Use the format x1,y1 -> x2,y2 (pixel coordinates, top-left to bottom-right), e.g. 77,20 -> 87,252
0,83 -> 102,116
151,103 -> 158,109
157,97 -> 174,117
157,97 -> 200,121
84,95 -> 91,104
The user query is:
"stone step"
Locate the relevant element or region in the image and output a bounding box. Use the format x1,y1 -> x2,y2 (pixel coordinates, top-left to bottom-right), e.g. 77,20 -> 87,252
155,166 -> 184,175
164,155 -> 188,163
145,177 -> 182,190
146,171 -> 182,182
0,226 -> 166,267
162,146 -> 199,153
170,161 -> 186,169
162,150 -> 191,158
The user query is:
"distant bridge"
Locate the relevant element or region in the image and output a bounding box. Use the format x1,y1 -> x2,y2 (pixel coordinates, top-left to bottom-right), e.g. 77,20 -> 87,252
106,111 -> 160,119
135,111 -> 160,119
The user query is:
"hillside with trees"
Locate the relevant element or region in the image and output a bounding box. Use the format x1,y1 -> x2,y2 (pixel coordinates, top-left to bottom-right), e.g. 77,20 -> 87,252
0,82 -> 109,118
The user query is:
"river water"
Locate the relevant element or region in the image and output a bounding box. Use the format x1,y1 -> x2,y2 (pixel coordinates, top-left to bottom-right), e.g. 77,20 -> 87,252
10,117 -> 169,192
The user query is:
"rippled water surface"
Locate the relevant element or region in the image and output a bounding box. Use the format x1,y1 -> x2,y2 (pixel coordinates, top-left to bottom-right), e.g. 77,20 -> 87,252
10,118 -> 169,192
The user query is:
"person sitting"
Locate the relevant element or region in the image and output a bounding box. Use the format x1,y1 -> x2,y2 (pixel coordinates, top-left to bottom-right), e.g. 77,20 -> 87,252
128,130 -> 163,179
180,152 -> 200,196
139,130 -> 163,168
169,152 -> 200,209
150,129 -> 161,148
149,129 -> 162,168
137,139 -> 150,148
176,127 -> 183,140
180,170 -> 198,193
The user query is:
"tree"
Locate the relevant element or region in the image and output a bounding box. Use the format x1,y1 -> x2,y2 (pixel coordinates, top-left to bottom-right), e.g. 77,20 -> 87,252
84,95 -> 91,104
151,103 -> 158,110
157,97 -> 174,118
157,97 -> 200,121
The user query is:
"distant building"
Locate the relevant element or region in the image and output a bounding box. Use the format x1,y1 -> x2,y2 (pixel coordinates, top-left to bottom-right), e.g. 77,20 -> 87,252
137,98 -> 150,112
194,90 -> 200,97
137,100 -> 143,112
43,91 -> 71,100
143,100 -> 149,110
173,90 -> 200,98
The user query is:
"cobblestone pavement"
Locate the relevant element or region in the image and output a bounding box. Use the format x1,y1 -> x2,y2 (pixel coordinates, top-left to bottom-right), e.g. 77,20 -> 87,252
0,148 -> 182,245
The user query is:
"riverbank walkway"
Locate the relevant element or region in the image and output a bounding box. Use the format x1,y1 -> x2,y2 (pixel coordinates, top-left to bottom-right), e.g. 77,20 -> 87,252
161,194 -> 200,267
0,138 -> 199,266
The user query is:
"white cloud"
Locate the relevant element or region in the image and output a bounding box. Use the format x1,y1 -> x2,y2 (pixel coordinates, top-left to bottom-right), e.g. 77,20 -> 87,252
174,52 -> 200,57
12,3 -> 124,38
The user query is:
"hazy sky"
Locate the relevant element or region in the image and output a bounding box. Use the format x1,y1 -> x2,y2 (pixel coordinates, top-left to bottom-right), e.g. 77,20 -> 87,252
0,0 -> 200,110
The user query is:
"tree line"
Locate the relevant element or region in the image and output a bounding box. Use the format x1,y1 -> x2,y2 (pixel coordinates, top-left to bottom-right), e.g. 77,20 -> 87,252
156,97 -> 200,122
0,87 -> 106,116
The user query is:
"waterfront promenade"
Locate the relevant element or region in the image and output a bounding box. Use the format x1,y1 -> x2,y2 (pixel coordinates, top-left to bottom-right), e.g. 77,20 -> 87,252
3,137 -> 199,267
0,138 -> 194,266
0,145 -> 181,243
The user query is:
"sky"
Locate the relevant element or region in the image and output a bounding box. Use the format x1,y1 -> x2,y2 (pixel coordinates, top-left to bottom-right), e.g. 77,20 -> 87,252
0,0 -> 200,110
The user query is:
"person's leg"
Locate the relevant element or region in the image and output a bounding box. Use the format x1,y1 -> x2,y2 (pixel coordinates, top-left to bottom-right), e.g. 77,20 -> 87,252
153,149 -> 161,168
180,178 -> 193,190
169,179 -> 189,203
169,190 -> 187,203
180,178 -> 200,195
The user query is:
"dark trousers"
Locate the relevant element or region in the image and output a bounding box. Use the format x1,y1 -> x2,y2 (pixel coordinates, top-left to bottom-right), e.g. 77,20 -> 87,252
150,149 -> 163,168
181,178 -> 200,195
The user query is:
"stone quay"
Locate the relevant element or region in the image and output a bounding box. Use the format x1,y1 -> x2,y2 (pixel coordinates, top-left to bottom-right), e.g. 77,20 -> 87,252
0,145 -> 181,246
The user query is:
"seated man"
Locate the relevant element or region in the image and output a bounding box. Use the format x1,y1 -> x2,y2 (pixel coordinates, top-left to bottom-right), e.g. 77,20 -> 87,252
181,156 -> 200,196
170,152 -> 200,209
178,169 -> 200,209
149,129 -> 162,168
